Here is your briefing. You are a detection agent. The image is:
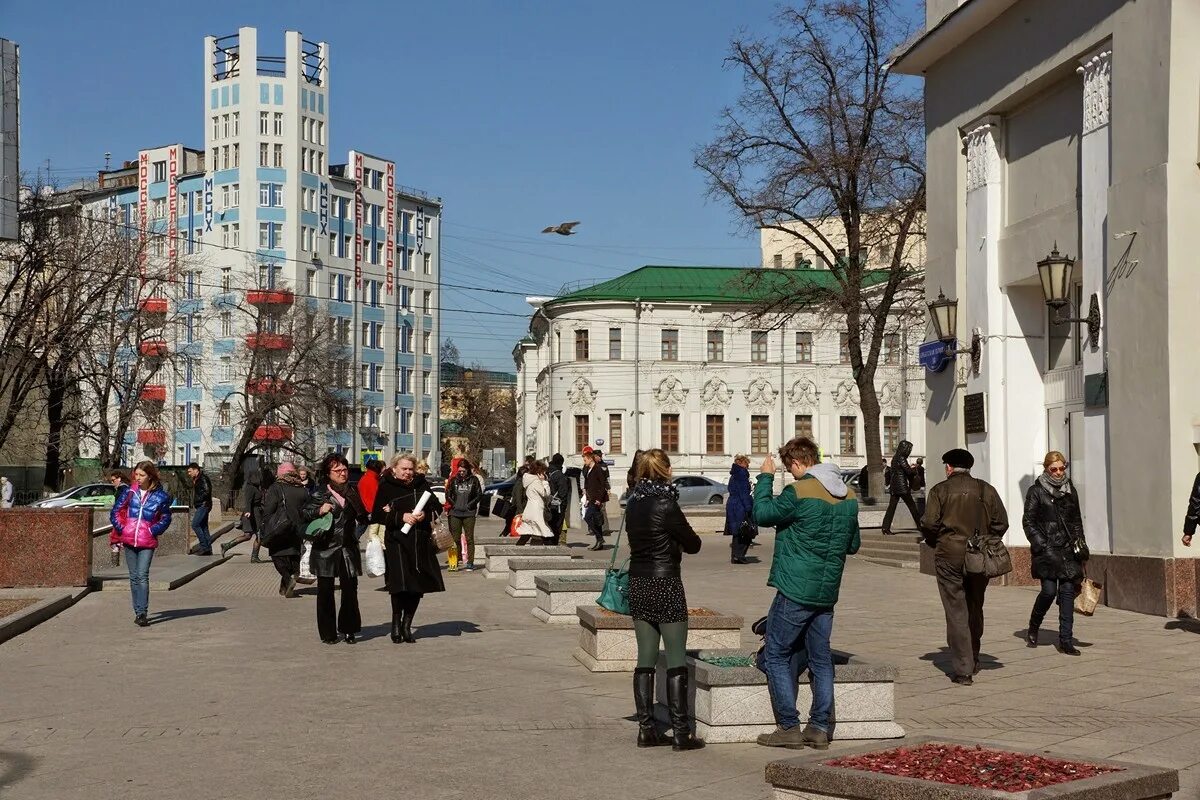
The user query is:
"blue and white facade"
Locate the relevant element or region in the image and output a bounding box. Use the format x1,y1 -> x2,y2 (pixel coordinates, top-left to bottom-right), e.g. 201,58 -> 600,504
83,27 -> 441,469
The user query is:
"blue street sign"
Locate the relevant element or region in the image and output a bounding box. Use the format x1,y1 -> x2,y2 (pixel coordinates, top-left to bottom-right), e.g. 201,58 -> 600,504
919,340 -> 952,373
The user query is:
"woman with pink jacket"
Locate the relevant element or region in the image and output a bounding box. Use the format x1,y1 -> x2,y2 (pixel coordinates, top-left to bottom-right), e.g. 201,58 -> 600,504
109,461 -> 173,626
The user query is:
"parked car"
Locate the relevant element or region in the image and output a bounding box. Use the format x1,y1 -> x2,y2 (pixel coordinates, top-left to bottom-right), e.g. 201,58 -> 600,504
840,470 -> 863,493
28,483 -> 118,508
620,475 -> 728,508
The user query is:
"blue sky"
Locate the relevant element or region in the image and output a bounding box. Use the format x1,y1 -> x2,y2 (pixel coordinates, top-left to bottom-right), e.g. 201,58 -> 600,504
4,0 -> 922,371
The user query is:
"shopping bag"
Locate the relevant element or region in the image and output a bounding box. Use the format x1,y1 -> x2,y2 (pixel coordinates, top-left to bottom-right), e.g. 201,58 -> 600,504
297,541 -> 316,584
1074,578 -> 1102,616
365,537 -> 386,577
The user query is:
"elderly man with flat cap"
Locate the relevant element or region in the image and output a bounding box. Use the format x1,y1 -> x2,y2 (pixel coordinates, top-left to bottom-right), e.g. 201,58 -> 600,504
919,448 -> 1008,685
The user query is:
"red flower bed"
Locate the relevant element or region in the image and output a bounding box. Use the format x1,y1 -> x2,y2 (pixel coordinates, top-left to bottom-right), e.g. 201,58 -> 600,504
825,743 -> 1122,793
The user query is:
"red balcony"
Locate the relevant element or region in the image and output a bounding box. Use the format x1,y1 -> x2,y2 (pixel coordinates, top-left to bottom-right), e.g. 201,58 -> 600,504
136,428 -> 167,445
139,384 -> 167,402
246,289 -> 295,307
245,333 -> 294,351
140,339 -> 169,358
252,424 -> 293,443
245,377 -> 294,396
139,297 -> 169,315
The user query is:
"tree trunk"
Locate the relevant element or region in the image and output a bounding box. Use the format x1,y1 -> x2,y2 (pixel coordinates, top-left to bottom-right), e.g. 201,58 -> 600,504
857,370 -> 884,504
44,374 -> 67,493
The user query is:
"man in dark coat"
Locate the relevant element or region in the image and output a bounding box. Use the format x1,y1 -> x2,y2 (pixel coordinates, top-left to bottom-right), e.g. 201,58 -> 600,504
1183,471 -> 1200,548
547,453 -> 571,545
881,440 -> 920,536
920,449 -> 1008,685
724,455 -> 755,564
186,462 -> 214,555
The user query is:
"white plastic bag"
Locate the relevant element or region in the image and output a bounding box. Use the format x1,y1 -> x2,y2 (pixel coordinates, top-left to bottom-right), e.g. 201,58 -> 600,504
297,541 -> 316,584
365,537 -> 386,578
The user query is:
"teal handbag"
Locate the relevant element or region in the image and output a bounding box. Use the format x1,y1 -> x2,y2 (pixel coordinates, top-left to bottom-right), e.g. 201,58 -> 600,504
595,511 -> 630,615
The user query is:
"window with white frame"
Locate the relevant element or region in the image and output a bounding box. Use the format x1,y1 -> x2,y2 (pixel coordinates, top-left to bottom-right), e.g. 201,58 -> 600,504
220,312 -> 232,337
422,290 -> 431,314
259,111 -> 269,135
422,331 -> 432,355
273,112 -> 283,136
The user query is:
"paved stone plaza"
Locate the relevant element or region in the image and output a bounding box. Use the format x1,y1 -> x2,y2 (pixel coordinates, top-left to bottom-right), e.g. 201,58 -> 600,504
1,529 -> 1198,799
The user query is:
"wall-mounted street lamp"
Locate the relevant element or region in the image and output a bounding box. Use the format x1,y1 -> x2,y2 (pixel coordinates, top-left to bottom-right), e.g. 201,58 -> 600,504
1036,245 -> 1101,349
927,289 -> 981,374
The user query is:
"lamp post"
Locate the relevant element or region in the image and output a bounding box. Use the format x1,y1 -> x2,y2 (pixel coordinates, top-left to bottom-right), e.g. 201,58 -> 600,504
1036,245 -> 1101,348
926,289 -> 981,374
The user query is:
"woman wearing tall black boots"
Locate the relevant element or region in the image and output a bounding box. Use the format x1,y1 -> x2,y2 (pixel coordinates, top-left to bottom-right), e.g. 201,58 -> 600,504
300,453 -> 365,644
372,453 -> 445,643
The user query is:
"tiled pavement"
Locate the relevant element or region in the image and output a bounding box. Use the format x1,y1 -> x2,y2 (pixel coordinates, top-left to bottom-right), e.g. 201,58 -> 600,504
0,526 -> 1197,799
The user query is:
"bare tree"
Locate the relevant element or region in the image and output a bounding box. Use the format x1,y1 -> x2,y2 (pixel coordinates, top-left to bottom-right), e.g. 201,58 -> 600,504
439,337 -> 461,367
441,364 -> 516,465
696,0 -> 925,493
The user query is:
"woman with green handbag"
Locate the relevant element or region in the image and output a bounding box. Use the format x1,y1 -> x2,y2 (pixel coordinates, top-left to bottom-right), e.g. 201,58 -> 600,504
624,449 -> 704,751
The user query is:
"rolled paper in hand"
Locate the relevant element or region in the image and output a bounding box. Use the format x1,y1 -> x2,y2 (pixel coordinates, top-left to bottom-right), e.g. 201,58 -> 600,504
400,491 -> 434,534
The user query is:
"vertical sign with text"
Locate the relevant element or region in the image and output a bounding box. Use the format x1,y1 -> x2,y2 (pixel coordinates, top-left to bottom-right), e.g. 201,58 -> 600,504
167,146 -> 179,276
353,154 -> 363,290
203,177 -> 214,233
385,163 -> 395,295
138,151 -> 149,276
318,181 -> 329,237
415,206 -> 424,254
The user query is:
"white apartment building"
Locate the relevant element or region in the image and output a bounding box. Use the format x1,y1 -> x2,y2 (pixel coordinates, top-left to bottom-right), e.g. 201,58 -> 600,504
514,265 -> 924,480
77,28 -> 441,470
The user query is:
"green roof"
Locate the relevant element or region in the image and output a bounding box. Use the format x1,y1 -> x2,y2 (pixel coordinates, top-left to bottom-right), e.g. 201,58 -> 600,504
545,265 -> 891,307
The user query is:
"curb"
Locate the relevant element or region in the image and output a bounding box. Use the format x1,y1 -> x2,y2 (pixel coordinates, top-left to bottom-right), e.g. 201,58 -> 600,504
0,588 -> 90,645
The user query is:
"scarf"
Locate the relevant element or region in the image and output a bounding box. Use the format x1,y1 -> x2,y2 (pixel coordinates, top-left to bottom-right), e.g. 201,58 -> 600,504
630,478 -> 679,502
327,482 -> 347,508
1038,471 -> 1069,497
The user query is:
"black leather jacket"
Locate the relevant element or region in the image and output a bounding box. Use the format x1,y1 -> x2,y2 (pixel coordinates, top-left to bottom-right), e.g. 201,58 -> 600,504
1023,479 -> 1087,581
625,481 -> 701,578
1185,472 -> 1200,536
192,473 -> 213,509
888,440 -> 914,495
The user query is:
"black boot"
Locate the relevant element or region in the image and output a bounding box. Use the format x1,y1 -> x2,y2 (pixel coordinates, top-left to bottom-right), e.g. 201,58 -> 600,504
401,611 -> 416,643
665,667 -> 704,751
633,668 -> 670,747
1026,617 -> 1040,647
391,612 -> 404,644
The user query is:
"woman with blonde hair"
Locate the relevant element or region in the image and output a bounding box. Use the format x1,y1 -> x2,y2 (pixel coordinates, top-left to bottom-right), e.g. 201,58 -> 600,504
1023,450 -> 1088,655
624,448 -> 704,750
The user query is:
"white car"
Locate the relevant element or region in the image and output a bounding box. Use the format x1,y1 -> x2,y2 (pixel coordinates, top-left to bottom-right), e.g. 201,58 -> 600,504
29,483 -> 119,508
620,475 -> 728,508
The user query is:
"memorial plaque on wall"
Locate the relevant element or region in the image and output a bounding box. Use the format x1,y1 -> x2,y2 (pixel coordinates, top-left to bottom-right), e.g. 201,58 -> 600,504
963,392 -> 987,435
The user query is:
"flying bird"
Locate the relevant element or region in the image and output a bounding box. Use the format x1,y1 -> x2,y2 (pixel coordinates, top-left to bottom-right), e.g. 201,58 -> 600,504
542,221 -> 581,236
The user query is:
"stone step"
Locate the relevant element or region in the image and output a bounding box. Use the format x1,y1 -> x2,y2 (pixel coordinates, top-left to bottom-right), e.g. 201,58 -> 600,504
857,556 -> 921,570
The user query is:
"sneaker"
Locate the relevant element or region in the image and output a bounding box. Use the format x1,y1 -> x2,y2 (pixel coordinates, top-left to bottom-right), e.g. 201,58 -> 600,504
463,563 -> 474,572
755,725 -> 807,749
134,614 -> 150,627
801,724 -> 830,750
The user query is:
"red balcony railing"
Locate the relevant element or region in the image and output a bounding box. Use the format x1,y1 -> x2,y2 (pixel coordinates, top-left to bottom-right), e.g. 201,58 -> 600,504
252,424 -> 293,442
245,333 -> 294,350
246,289 -> 295,306
140,339 -> 169,358
139,297 -> 169,314
136,428 -> 167,445
245,377 -> 293,396
139,385 -> 167,402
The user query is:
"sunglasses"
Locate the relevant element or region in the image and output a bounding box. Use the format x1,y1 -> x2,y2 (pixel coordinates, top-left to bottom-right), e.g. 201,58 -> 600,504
1047,466 -> 1067,474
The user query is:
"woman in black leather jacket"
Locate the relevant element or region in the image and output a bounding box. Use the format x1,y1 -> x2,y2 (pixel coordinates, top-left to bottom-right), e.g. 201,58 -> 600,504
1023,450 -> 1088,656
624,448 -> 703,751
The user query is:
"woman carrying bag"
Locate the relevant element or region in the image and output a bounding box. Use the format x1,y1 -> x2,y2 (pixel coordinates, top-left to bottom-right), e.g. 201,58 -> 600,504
623,449 -> 703,751
300,453 -> 366,645
261,462 -> 308,598
1023,450 -> 1088,656
372,453 -> 445,643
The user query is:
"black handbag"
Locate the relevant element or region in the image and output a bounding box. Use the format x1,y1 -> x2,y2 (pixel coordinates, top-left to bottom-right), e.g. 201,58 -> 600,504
966,479 -> 1012,578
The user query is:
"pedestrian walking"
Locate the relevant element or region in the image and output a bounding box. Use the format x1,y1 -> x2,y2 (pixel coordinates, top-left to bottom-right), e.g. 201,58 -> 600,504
547,454 -> 571,545
505,456 -> 533,537
753,437 -> 859,751
221,455 -> 267,561
583,449 -> 607,550
109,461 -> 173,627
297,466 -> 316,495
372,453 -> 445,644
356,458 -> 384,539
0,476 -> 12,508
515,461 -> 556,545
594,448 -> 612,535
300,454 -> 365,644
446,458 -> 483,569
625,448 -> 704,751
1023,451 -> 1088,655
186,462 -> 214,555
920,448 -> 1008,685
1183,471 -> 1200,548
881,440 -> 919,535
107,470 -> 129,491
261,462 -> 308,598
725,455 -> 756,564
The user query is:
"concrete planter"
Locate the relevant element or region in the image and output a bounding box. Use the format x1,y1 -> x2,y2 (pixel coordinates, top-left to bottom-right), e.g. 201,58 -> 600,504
573,605 -> 743,673
481,545 -> 578,579
653,649 -> 903,744
765,736 -> 1179,799
532,575 -> 606,623
504,558 -> 605,597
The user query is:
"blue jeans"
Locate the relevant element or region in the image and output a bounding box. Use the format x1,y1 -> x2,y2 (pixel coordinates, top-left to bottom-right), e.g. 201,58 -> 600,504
1031,577 -> 1076,642
125,546 -> 155,617
758,592 -> 834,732
191,507 -> 212,552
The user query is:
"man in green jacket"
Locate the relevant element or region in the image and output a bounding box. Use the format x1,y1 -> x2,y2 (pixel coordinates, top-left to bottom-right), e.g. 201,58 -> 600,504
752,436 -> 860,750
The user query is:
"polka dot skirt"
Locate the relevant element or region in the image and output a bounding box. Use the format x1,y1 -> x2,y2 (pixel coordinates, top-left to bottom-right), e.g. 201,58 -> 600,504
628,575 -> 688,624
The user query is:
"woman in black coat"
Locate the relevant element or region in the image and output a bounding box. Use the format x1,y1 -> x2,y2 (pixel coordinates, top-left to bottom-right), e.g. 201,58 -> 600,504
881,440 -> 918,536
1023,450 -> 1088,656
261,462 -> 309,598
371,453 -> 445,643
300,453 -> 366,645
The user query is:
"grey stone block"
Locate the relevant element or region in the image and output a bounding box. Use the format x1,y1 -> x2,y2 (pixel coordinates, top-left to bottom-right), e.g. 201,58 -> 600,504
482,546 -> 579,578
506,560 -> 606,598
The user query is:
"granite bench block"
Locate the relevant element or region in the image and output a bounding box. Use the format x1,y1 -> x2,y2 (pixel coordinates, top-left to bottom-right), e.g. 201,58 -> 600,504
0,509 -> 92,588
573,606 -> 743,673
653,649 -> 903,744
765,736 -> 1179,800
532,576 -> 607,624
504,558 -> 607,598
481,546 -> 579,579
